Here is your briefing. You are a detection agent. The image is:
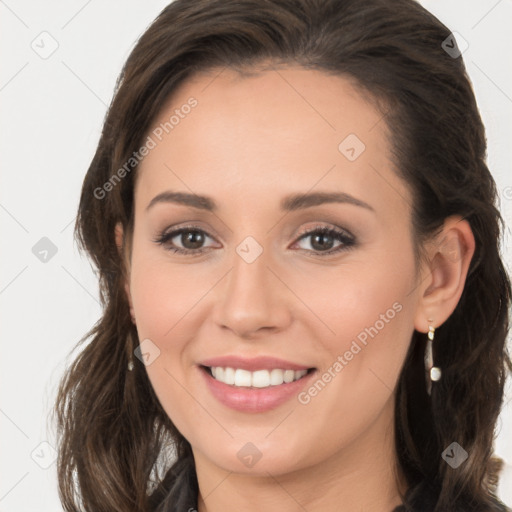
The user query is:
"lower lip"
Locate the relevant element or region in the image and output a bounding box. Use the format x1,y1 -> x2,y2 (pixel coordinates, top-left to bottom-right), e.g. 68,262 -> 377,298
200,366 -> 316,413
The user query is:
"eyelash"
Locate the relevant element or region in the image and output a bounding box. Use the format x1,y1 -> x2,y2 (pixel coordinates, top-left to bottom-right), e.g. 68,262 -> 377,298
153,223 -> 356,257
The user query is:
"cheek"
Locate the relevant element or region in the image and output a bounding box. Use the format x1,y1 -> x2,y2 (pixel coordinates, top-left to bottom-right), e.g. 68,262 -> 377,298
127,252 -> 218,435
129,248 -> 218,341
285,260 -> 417,465
127,246 -> 226,418
292,247 -> 417,406
294,248 -> 416,353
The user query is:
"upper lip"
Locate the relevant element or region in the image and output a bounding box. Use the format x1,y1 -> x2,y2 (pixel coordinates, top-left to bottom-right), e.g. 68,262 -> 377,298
200,355 -> 313,372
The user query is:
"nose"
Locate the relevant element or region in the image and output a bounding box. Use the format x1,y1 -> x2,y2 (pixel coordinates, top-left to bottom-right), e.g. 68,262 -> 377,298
212,242 -> 292,339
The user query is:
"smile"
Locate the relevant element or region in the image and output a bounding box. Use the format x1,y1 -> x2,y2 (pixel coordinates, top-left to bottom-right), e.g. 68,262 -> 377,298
206,366 -> 311,388
198,358 -> 317,413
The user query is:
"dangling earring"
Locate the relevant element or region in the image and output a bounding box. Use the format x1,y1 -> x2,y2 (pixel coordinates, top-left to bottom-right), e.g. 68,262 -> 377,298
424,322 -> 441,395
127,325 -> 135,371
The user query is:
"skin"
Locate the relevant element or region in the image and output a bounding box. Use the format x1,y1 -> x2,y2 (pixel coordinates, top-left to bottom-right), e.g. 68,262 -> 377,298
116,66 -> 475,511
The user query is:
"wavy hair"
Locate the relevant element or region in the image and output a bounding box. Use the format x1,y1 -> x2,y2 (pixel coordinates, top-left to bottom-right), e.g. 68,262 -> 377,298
52,0 -> 511,510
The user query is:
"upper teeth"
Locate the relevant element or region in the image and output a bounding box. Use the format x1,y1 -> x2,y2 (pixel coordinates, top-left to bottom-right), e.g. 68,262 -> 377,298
210,367 -> 308,388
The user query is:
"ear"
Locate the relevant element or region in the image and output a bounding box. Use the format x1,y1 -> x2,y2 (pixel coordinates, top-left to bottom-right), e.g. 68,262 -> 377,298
413,215 -> 475,332
115,222 -> 135,322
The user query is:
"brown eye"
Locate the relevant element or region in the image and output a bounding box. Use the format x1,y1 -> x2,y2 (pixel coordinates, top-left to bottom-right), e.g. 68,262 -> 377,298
178,230 -> 206,250
293,226 -> 356,255
154,224 -> 355,257
153,226 -> 218,255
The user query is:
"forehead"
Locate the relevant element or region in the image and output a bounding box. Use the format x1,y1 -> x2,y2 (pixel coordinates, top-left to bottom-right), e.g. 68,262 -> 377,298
135,66 -> 410,218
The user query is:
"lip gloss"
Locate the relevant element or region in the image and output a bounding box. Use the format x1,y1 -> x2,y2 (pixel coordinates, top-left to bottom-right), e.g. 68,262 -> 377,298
200,366 -> 316,413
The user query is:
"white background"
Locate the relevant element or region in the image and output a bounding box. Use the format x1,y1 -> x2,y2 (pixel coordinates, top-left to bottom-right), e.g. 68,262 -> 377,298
1,0 -> 511,509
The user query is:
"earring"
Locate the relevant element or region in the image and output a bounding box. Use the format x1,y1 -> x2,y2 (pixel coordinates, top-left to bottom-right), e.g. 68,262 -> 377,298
424,323 -> 441,395
127,329 -> 135,371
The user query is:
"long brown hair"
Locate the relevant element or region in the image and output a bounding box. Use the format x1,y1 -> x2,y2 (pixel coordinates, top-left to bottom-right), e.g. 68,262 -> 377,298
52,0 -> 511,510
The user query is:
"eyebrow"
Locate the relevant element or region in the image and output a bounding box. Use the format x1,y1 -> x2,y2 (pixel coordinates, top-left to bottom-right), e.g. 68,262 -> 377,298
146,190 -> 374,213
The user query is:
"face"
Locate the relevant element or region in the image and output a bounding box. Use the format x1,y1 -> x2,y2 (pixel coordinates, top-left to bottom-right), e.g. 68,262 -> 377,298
125,66 -> 422,477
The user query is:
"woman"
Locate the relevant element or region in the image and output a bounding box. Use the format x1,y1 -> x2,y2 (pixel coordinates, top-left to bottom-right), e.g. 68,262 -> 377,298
53,0 -> 511,510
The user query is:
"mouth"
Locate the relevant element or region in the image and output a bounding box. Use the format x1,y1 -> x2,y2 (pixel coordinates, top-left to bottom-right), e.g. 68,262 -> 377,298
201,365 -> 315,388
198,355 -> 318,412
